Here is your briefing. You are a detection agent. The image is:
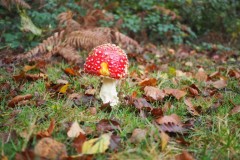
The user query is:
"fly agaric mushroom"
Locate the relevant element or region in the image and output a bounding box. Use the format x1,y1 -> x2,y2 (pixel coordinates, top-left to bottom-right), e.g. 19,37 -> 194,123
84,43 -> 128,106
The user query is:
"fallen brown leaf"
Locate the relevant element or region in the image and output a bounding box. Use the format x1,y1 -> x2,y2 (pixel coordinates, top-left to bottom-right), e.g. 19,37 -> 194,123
72,133 -> 87,153
175,150 -> 195,160
133,98 -> 152,110
144,86 -> 165,101
188,84 -> 200,97
184,98 -> 200,116
67,121 -> 85,138
164,89 -> 187,100
195,68 -> 208,82
212,79 -> 227,89
156,114 -> 182,125
109,134 -> 121,151
37,119 -> 55,138
96,119 -> 121,133
8,94 -> 33,108
64,68 -> 80,76
13,72 -> 48,82
156,114 -> 188,134
34,137 -> 67,159
138,78 -> 157,87
228,69 -> 240,79
68,93 -> 96,106
130,128 -> 147,143
151,108 -> 163,118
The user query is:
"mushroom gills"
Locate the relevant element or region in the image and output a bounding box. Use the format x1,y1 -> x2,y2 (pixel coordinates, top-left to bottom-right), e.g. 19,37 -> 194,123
99,77 -> 119,107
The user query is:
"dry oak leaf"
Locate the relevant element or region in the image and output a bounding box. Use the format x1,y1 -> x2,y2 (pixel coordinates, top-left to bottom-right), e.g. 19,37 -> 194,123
67,121 -> 86,138
8,94 -> 33,108
130,128 -> 147,143
82,133 -> 111,154
138,78 -> 157,87
156,114 -> 188,134
144,86 -> 165,101
184,98 -> 200,116
73,133 -> 87,153
96,119 -> 120,133
164,88 -> 187,100
34,137 -> 67,159
175,150 -> 195,160
133,98 -> 153,110
211,79 -> 227,89
195,68 -> 208,82
160,131 -> 170,150
156,114 -> 182,125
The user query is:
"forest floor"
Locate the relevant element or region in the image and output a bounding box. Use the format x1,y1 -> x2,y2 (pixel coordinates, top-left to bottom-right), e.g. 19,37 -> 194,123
0,46 -> 240,160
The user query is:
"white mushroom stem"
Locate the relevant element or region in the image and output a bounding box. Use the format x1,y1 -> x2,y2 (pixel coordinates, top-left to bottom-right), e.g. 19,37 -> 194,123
100,77 -> 119,107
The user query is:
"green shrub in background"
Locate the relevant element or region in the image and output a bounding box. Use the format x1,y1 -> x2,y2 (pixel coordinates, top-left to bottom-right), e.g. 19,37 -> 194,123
0,0 -> 86,50
100,0 -> 196,44
0,0 -> 239,51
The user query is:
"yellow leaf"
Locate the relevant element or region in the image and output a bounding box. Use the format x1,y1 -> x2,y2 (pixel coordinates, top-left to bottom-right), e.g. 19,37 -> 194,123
51,105 -> 60,110
82,133 -> 111,154
59,84 -> 69,94
23,65 -> 36,72
168,67 -> 176,76
161,131 -> 170,150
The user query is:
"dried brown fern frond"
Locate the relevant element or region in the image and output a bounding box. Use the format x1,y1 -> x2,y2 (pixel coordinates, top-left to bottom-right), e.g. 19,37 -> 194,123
17,30 -> 65,61
57,11 -> 74,26
114,31 -> 143,53
0,0 -> 31,9
90,27 -> 143,53
80,9 -> 106,27
64,29 -> 112,50
58,45 -> 83,64
57,11 -> 81,33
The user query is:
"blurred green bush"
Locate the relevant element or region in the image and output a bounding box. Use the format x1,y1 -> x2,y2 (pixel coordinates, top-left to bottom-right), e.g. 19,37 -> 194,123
0,0 -> 239,51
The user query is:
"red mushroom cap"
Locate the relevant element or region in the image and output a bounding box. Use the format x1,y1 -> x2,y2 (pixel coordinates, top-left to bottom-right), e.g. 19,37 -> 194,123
84,43 -> 128,79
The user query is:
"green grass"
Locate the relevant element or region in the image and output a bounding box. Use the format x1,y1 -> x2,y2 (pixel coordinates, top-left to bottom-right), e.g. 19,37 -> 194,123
0,53 -> 240,160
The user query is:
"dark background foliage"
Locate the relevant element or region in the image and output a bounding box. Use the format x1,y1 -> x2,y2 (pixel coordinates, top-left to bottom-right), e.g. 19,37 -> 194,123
0,0 -> 239,51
